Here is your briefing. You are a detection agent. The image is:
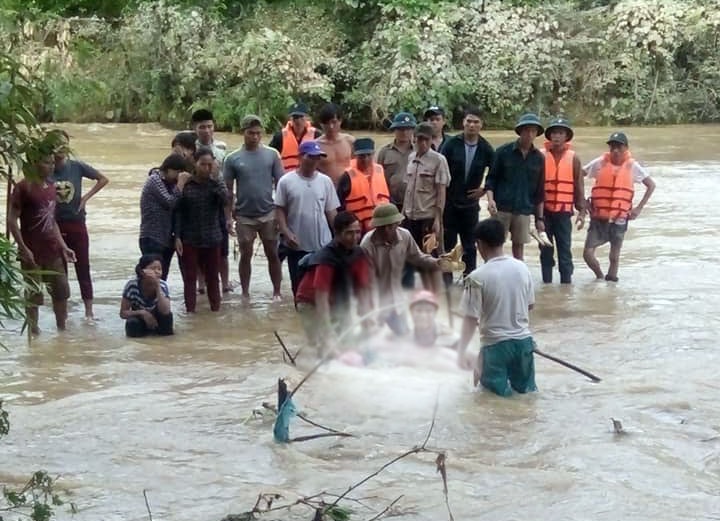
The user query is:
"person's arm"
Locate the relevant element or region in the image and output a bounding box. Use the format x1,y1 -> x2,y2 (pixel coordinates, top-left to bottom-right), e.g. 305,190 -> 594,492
52,220 -> 76,262
78,163 -> 109,212
325,208 -> 338,233
572,155 -> 585,212
336,172 -> 351,211
275,205 -> 299,249
120,297 -> 143,319
271,150 -> 284,187
7,187 -> 34,266
485,148 -> 501,214
325,177 -> 340,232
149,174 -> 179,209
268,131 -> 282,153
173,195 -> 184,254
155,281 -> 171,315
433,157 -> 449,251
534,154 -> 546,232
630,175 -> 656,219
406,229 -> 439,270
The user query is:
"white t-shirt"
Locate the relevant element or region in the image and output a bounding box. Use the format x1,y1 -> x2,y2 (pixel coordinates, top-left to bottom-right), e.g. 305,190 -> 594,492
275,170 -> 340,252
459,256 -> 535,346
583,157 -> 649,183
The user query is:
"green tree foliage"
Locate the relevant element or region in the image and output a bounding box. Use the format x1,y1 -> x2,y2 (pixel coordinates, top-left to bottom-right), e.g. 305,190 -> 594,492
1,0 -> 719,129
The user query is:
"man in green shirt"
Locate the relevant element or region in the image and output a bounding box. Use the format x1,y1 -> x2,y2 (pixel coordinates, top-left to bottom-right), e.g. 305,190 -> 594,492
485,113 -> 546,261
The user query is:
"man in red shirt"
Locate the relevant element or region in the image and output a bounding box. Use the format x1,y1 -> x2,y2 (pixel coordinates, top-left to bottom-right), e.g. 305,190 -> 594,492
8,152 -> 77,335
295,211 -> 373,353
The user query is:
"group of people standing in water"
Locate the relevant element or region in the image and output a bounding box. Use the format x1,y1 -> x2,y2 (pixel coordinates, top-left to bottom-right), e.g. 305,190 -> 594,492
7,102 -> 656,396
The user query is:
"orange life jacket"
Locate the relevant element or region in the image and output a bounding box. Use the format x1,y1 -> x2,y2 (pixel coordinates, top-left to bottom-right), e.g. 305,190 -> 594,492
590,152 -> 635,221
543,142 -> 575,213
281,121 -> 317,172
345,159 -> 391,233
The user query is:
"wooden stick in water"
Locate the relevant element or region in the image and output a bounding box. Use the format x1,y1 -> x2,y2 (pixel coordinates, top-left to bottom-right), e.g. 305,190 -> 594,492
533,347 -> 602,383
274,330 -> 296,366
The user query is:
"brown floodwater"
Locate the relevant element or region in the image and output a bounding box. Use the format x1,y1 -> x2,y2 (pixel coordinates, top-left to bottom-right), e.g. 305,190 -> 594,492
2,123 -> 720,520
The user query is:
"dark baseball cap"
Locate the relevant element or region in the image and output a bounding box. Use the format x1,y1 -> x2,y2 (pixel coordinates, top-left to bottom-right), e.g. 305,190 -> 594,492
353,138 -> 375,155
424,106 -> 445,118
606,132 -> 629,146
288,102 -> 308,117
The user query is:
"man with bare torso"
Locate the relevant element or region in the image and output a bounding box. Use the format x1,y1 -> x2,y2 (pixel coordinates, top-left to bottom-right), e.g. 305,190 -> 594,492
316,103 -> 355,186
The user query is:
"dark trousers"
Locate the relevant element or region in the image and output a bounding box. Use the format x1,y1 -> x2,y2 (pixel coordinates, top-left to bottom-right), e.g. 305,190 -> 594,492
139,237 -> 175,281
179,243 -> 221,312
540,211 -> 573,283
125,310 -> 174,337
401,217 -> 435,289
59,220 -> 93,300
285,248 -> 311,297
443,205 -> 479,285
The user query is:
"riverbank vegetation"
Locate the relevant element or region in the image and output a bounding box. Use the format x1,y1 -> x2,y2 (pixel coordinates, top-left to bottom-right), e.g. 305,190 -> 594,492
1,0 -> 719,129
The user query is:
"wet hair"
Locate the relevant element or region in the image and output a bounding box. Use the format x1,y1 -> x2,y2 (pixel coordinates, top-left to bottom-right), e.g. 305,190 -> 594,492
135,254 -> 162,279
171,131 -> 197,152
334,211 -> 359,233
318,103 -> 343,124
463,106 -> 484,119
194,146 -> 215,162
473,218 -> 506,248
159,153 -> 189,173
191,109 -> 214,123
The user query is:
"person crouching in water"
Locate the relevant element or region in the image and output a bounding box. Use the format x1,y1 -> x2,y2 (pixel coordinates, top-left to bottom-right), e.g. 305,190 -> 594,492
174,147 -> 230,312
456,218 -> 537,397
120,254 -> 173,337
294,211 -> 373,354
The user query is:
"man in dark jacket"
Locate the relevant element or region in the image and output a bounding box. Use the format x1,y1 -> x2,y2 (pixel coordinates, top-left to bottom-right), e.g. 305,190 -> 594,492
485,113 -> 546,261
440,107 -> 495,281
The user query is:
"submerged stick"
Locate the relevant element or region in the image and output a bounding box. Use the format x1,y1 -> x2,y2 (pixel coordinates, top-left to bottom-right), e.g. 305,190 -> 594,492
533,347 -> 602,383
143,489 -> 153,521
274,330 -> 296,366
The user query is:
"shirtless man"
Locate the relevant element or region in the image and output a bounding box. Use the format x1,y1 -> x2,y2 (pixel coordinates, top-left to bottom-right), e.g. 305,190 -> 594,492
316,103 -> 355,186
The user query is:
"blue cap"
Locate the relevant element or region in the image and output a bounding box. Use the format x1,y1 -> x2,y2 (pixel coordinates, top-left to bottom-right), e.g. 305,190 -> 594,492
353,138 -> 375,155
515,113 -> 544,136
299,141 -> 327,157
389,112 -> 417,129
288,102 -> 308,117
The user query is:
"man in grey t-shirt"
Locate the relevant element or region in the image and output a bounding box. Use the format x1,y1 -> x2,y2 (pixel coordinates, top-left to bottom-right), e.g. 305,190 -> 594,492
224,115 -> 284,302
455,218 -> 538,397
275,140 -> 339,296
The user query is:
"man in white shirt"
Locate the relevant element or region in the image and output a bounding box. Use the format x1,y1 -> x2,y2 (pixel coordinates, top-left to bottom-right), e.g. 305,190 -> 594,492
581,132 -> 656,282
456,218 -> 537,397
275,141 -> 340,296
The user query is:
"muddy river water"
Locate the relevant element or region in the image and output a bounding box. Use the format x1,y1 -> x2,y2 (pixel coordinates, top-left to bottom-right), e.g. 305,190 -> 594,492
2,123 -> 720,520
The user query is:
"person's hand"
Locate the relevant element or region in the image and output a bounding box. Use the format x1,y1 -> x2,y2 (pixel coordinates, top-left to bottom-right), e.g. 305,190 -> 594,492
175,238 -> 183,256
432,218 -> 441,235
575,211 -> 586,230
467,187 -> 486,200
285,231 -> 300,250
487,200 -> 497,215
177,171 -> 191,190
458,349 -> 477,370
535,219 -> 546,233
19,247 -> 37,269
142,267 -> 161,286
77,197 -> 87,213
140,309 -> 158,329
226,219 -> 236,237
63,246 -> 77,263
629,207 -> 642,220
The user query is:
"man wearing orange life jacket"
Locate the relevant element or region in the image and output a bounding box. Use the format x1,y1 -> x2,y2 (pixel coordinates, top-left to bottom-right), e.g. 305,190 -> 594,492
337,138 -> 391,235
539,117 -> 586,284
268,102 -> 322,173
582,132 -> 656,282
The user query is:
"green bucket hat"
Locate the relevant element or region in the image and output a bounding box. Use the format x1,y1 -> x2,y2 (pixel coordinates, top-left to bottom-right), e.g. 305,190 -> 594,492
371,203 -> 404,228
389,112 -> 417,130
606,131 -> 629,146
544,116 -> 574,141
514,112 -> 544,136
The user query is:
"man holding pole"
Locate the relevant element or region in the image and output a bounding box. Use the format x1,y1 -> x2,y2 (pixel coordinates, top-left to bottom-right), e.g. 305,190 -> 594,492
455,218 -> 537,397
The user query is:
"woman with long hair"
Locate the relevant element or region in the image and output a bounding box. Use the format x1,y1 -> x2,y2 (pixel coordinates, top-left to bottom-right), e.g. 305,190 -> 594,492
174,147 -> 229,312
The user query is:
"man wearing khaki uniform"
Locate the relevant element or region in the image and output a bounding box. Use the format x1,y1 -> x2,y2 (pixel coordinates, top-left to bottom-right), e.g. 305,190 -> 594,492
402,122 -> 450,286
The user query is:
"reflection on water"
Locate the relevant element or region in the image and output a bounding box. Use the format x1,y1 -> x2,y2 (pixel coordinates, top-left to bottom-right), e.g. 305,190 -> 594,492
2,123 -> 720,520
